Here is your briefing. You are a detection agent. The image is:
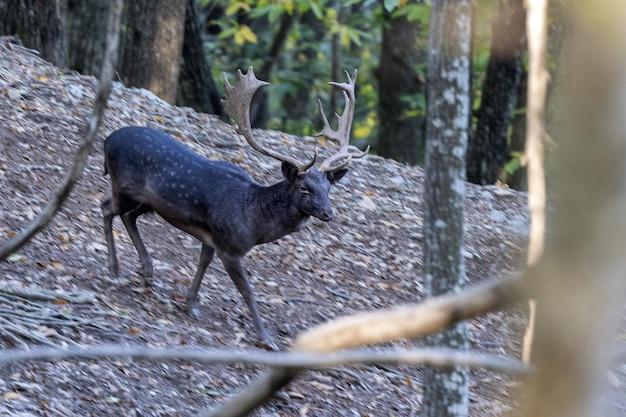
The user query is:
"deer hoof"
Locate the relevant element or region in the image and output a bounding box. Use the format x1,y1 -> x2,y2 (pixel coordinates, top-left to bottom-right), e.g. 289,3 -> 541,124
108,266 -> 119,279
258,335 -> 279,352
186,304 -> 201,319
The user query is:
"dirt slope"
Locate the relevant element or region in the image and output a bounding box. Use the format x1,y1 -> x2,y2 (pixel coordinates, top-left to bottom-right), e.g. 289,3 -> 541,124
0,38 -> 529,417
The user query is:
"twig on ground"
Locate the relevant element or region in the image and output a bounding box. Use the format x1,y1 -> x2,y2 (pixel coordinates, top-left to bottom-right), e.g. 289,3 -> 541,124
0,285 -> 109,347
0,285 -> 96,304
0,0 -> 123,261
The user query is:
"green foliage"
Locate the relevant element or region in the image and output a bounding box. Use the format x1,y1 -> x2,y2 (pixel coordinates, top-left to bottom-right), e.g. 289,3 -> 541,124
201,0 -> 385,145
198,0 -> 526,159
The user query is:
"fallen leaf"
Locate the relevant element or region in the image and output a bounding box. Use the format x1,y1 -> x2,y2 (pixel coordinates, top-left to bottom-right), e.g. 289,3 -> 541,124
7,254 -> 25,263
3,391 -> 20,401
128,326 -> 141,336
50,261 -> 65,270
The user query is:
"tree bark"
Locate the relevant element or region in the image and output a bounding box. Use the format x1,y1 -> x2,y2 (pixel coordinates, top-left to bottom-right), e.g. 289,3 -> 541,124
466,0 -> 526,185
119,0 -> 186,104
0,0 -> 68,67
377,9 -> 425,164
422,1 -> 472,417
176,0 -> 222,115
67,0 -> 110,76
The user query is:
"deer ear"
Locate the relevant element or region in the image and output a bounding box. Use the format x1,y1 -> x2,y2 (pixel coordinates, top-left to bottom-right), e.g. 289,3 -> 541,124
281,161 -> 299,182
327,168 -> 348,184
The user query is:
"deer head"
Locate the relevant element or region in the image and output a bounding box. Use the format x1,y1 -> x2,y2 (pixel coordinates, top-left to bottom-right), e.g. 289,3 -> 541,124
223,67 -> 368,222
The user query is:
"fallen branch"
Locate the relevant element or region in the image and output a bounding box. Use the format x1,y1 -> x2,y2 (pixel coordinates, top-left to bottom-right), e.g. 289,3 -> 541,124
0,285 -> 96,304
0,286 -> 109,347
202,273 -> 527,417
0,0 -> 123,261
0,344 -> 529,374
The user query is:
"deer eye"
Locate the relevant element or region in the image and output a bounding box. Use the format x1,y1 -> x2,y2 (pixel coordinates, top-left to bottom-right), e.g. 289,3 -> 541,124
300,185 -> 309,194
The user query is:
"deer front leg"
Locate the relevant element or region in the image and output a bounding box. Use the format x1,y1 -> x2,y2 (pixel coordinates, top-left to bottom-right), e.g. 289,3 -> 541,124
121,211 -> 153,286
220,254 -> 278,351
101,198 -> 119,278
186,244 -> 215,318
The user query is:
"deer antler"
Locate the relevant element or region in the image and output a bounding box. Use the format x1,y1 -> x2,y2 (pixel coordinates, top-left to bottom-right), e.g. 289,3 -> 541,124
223,67 -> 317,172
316,69 -> 370,172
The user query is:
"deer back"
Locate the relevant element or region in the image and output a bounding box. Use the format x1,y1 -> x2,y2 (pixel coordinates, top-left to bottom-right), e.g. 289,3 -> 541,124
104,126 -> 263,253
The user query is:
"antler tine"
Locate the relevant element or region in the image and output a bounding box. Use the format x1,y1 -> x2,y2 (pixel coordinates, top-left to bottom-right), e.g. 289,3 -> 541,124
223,67 -> 316,172
316,69 -> 368,172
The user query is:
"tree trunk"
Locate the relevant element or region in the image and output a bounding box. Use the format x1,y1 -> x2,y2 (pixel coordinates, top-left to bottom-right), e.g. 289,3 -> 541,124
176,0 -> 222,115
376,9 -> 425,164
281,11 -> 326,126
422,1 -> 472,417
250,12 -> 295,128
466,0 -> 525,185
0,0 -> 68,67
508,69 -> 528,190
67,0 -> 110,76
119,0 -> 186,104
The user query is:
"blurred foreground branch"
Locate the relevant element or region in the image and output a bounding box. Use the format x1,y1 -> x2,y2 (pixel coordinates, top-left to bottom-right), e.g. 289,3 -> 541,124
519,1 -> 626,416
201,273 -> 527,417
0,345 -> 529,374
522,0 -> 549,365
0,0 -> 123,261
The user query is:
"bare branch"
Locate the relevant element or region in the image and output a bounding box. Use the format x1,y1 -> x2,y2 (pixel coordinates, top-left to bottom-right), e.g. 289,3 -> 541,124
0,0 -> 123,261
522,0 -> 549,365
202,273 -> 527,417
0,345 -> 529,374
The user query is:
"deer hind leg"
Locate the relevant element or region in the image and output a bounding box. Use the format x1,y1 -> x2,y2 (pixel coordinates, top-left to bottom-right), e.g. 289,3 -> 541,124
119,201 -> 153,286
186,244 -> 215,318
220,254 -> 278,351
101,198 -> 119,277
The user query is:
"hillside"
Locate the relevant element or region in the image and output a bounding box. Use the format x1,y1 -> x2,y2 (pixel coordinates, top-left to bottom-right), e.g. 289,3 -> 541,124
0,37 -> 529,417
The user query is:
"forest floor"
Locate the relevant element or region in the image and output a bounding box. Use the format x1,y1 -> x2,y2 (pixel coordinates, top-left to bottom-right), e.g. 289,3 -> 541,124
0,37 -> 541,417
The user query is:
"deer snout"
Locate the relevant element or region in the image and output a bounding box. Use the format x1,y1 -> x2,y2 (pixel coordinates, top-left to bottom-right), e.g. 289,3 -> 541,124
318,209 -> 333,222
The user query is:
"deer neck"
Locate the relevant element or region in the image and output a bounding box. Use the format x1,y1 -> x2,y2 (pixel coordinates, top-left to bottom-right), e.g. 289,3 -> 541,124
250,180 -> 308,244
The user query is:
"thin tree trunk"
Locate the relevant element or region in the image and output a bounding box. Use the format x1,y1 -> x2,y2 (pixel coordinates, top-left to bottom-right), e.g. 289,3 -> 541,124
330,22 -> 340,117
119,0 -> 186,104
250,12 -> 295,128
176,0 -> 222,115
0,0 -> 68,67
422,0 -> 473,416
377,8 -> 425,164
67,0 -> 110,75
466,0 -> 525,185
281,11 -> 325,126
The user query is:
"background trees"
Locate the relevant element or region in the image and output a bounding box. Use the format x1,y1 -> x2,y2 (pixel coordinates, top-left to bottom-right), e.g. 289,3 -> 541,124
119,0 -> 186,104
377,8 -> 425,164
0,0 -> 553,189
0,0 -> 69,67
